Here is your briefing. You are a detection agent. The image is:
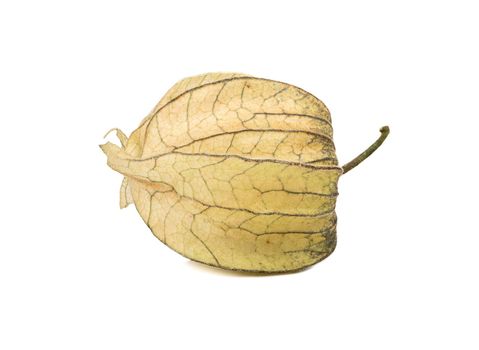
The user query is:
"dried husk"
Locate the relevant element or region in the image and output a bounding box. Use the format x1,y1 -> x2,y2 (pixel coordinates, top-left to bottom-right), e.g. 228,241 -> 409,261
101,72 -> 388,273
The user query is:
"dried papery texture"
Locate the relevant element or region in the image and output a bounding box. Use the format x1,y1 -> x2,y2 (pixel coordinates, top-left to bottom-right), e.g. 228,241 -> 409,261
101,72 -> 389,273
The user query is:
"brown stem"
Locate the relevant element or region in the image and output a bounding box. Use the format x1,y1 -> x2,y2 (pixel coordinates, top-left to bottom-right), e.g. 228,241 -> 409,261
341,126 -> 390,175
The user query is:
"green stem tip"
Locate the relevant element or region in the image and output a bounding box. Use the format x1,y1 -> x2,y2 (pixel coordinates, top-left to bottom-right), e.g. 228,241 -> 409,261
341,126 -> 390,175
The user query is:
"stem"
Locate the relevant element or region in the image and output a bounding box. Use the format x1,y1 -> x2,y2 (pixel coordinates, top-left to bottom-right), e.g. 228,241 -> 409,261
341,126 -> 390,174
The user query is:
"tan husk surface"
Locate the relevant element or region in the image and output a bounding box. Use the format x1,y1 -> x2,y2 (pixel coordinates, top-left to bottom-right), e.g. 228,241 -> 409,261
101,73 -> 343,273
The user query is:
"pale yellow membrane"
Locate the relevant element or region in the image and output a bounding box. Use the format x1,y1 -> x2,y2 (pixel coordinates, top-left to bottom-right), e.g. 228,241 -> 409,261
102,73 -> 342,272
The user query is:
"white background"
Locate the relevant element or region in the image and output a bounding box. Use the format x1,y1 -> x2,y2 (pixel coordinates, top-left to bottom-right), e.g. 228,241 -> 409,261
1,1 -> 478,349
